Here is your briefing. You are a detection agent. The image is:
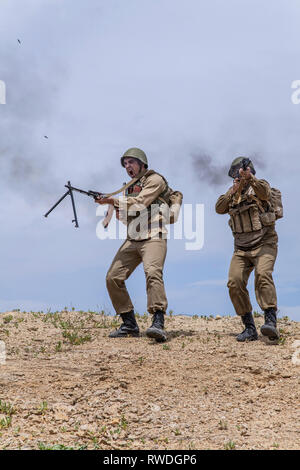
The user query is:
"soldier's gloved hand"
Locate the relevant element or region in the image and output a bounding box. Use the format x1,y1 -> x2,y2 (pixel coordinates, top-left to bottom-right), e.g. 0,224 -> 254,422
95,196 -> 115,205
231,178 -> 240,194
239,166 -> 251,180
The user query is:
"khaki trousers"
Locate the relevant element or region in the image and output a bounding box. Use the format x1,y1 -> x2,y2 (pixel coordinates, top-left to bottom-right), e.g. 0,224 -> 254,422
227,243 -> 278,316
106,238 -> 168,315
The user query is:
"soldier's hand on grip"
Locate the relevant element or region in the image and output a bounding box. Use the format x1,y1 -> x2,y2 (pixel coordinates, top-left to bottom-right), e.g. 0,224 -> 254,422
231,178 -> 240,195
239,166 -> 252,180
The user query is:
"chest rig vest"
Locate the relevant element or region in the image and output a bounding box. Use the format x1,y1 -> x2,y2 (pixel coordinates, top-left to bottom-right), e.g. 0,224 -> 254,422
228,185 -> 270,234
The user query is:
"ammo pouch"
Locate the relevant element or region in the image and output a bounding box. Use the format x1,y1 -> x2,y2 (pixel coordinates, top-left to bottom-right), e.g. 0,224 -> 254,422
228,196 -> 276,234
259,210 -> 276,226
228,203 -> 262,233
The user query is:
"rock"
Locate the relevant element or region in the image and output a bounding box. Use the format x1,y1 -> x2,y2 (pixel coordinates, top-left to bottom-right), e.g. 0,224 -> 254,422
150,404 -> 161,413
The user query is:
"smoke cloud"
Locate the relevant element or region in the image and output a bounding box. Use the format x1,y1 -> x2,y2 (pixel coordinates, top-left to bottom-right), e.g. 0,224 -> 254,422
192,150 -> 267,187
0,39 -> 61,199
192,152 -> 228,186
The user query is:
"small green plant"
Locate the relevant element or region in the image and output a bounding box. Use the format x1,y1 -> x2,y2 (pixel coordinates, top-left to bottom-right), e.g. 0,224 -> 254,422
99,425 -> 107,434
38,442 -> 87,450
162,344 -> 170,350
0,400 -> 16,416
37,401 -> 48,415
3,315 -> 13,324
55,341 -> 62,352
0,416 -> 12,429
218,420 -> 228,430
224,440 -> 236,450
13,426 -> 20,435
120,415 -> 128,431
62,330 -> 91,345
278,335 -> 286,345
279,328 -> 289,335
59,319 -> 75,330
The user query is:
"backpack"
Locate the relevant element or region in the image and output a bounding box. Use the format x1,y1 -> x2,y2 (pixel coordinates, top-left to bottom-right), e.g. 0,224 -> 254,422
270,187 -> 283,220
244,185 -> 283,228
138,170 -> 183,224
160,189 -> 183,224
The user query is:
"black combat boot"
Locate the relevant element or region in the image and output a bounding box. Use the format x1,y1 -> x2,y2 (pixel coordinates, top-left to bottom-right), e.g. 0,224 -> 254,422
109,310 -> 140,338
261,308 -> 279,340
236,312 -> 258,342
146,310 -> 167,342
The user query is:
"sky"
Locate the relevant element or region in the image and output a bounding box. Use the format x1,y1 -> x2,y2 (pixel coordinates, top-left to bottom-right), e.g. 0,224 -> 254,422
0,0 -> 300,319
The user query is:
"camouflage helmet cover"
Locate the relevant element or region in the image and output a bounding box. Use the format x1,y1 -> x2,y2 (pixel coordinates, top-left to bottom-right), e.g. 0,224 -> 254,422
228,156 -> 256,178
121,147 -> 148,168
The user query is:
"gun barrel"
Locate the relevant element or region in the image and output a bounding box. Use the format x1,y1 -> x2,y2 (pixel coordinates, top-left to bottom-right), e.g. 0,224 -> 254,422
242,158 -> 251,171
65,184 -> 90,196
64,184 -> 102,199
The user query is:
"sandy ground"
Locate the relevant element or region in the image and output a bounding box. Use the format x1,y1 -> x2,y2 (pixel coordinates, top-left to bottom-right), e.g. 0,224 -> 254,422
0,310 -> 299,450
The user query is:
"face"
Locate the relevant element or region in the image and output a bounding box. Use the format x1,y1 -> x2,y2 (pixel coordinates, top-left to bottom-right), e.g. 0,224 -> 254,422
123,157 -> 144,178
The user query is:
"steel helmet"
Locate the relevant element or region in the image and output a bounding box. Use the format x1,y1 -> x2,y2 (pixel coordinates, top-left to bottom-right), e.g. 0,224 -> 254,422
121,147 -> 148,168
228,156 -> 256,178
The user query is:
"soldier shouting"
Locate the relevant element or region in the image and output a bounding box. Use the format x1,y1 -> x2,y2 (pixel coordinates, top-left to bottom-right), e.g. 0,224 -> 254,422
215,157 -> 280,342
96,148 -> 174,342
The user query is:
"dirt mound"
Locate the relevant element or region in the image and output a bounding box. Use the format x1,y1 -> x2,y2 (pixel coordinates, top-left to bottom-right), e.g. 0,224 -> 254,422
0,310 -> 299,450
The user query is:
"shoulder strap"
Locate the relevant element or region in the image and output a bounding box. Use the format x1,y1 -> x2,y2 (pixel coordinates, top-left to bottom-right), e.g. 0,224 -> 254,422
104,177 -> 139,198
104,169 -> 168,198
247,194 -> 265,213
104,169 -> 149,197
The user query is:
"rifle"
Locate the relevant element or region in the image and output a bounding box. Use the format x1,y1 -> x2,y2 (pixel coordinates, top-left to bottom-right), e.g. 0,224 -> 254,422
44,176 -> 140,228
44,181 -> 108,228
232,157 -> 251,205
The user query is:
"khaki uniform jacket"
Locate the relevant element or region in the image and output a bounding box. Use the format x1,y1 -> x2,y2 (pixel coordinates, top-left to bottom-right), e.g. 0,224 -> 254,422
113,170 -> 168,241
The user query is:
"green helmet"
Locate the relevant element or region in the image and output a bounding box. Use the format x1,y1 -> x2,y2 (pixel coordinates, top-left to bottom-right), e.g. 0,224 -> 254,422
121,147 -> 148,168
228,156 -> 256,178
